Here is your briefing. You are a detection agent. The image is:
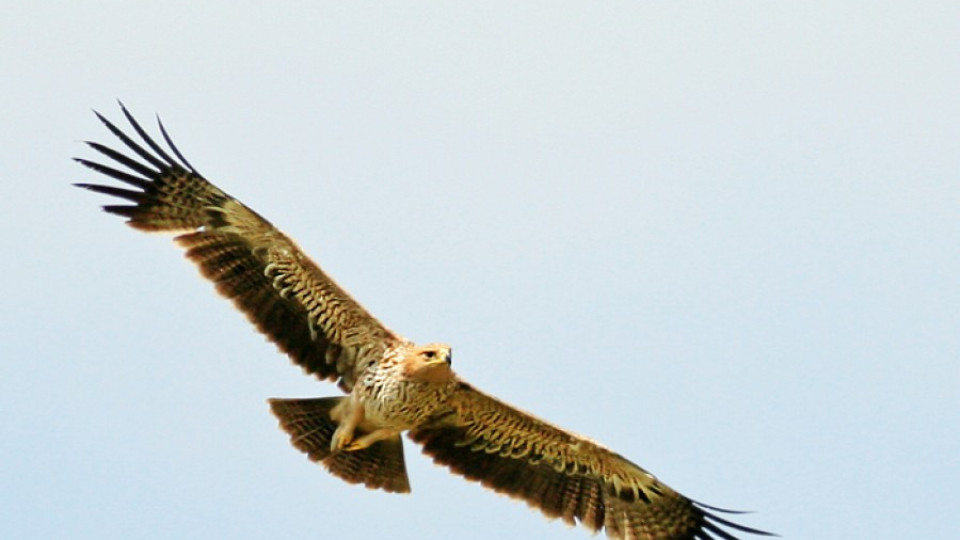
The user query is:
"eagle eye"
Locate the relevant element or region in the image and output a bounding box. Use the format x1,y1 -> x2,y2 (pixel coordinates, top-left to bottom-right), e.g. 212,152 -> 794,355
423,350 -> 436,359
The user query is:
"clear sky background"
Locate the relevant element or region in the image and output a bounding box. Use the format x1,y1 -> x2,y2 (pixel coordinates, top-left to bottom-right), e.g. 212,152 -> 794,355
2,3 -> 957,539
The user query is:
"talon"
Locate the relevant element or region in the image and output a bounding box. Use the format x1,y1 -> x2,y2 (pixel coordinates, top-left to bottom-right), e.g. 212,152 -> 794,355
330,426 -> 353,453
340,428 -> 399,453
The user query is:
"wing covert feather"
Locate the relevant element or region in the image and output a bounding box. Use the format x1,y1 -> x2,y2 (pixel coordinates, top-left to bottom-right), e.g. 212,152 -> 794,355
76,105 -> 399,388
410,383 -> 772,540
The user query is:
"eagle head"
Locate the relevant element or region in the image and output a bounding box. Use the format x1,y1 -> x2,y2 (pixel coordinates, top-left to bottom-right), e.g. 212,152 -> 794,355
404,343 -> 453,383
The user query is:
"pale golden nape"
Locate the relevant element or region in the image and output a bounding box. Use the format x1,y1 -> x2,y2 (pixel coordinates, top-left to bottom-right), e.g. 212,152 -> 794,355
77,104 -> 773,540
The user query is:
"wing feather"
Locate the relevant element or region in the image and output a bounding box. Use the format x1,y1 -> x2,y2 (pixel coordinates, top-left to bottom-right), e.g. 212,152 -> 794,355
76,104 -> 399,388
410,383 -> 772,540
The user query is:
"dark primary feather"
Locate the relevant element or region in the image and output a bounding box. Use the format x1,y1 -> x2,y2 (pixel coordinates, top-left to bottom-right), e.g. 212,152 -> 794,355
75,104 -> 398,389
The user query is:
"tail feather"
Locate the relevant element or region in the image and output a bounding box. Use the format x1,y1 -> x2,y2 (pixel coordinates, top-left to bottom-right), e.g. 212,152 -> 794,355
269,397 -> 411,493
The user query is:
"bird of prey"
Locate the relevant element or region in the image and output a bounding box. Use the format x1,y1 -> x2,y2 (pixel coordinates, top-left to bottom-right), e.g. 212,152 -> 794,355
76,105 -> 772,540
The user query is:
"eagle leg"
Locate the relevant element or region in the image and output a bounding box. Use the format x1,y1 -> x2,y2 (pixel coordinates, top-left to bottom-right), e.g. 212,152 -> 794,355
329,397 -> 363,452
343,427 -> 403,452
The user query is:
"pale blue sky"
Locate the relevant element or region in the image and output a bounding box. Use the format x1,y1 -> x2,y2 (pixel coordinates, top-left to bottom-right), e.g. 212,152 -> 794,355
2,3 -> 958,539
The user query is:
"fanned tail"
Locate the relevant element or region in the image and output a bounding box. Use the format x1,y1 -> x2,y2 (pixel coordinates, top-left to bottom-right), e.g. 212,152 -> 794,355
269,397 -> 411,493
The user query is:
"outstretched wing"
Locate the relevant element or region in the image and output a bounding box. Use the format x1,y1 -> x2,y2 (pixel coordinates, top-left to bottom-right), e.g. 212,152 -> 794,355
410,383 -> 772,540
76,104 -> 400,390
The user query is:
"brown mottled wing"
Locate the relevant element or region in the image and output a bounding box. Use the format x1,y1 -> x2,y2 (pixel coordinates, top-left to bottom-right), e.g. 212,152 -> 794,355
410,383 -> 772,540
75,104 -> 399,390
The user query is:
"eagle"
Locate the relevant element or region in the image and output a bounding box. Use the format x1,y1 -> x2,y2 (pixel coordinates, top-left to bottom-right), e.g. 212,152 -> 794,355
76,105 -> 772,540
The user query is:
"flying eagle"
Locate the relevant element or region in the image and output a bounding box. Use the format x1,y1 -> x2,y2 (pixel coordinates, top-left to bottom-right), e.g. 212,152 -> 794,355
76,105 -> 772,540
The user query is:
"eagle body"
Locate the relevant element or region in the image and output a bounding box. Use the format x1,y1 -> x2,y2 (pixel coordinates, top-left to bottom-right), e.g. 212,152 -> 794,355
330,342 -> 459,454
77,105 -> 772,540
